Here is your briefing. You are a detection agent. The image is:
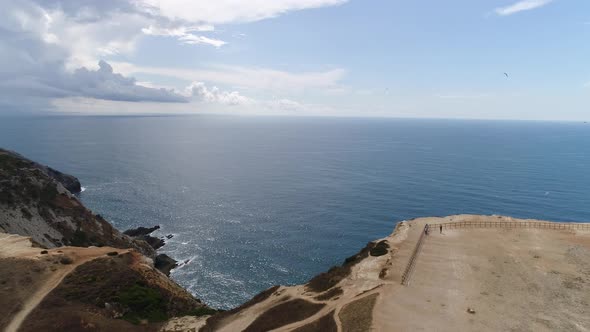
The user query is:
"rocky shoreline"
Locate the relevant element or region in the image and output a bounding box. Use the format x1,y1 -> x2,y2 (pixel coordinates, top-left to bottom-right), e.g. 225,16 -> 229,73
2,147 -> 589,331
0,148 -> 215,331
123,225 -> 178,276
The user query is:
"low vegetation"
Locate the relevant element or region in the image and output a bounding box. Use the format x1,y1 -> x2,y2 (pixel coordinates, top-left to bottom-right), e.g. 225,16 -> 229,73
306,240 -> 381,293
339,294 -> 378,332
46,253 -> 205,325
185,306 -> 219,317
292,311 -> 338,332
243,299 -> 325,332
201,285 -> 280,332
119,284 -> 168,324
369,240 -> 389,256
314,287 -> 343,301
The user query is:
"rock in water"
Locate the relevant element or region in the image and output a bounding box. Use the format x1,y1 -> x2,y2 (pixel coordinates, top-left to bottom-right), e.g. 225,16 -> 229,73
155,254 -> 178,276
123,225 -> 165,250
43,166 -> 82,193
123,225 -> 161,237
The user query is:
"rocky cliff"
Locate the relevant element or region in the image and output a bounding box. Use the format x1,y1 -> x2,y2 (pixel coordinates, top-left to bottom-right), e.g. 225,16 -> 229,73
0,148 -> 215,331
3,148 -> 589,331
193,215 -> 590,332
0,148 -> 153,255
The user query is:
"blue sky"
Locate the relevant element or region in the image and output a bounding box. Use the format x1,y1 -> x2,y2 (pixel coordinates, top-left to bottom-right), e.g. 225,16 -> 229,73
1,0 -> 589,120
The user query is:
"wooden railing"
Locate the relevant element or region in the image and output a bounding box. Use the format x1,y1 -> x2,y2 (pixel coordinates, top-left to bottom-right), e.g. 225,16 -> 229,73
434,221 -> 590,231
400,220 -> 590,286
400,224 -> 429,286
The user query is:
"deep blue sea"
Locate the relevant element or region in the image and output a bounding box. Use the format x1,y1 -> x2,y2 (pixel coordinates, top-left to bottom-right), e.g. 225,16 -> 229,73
1,115 -> 589,308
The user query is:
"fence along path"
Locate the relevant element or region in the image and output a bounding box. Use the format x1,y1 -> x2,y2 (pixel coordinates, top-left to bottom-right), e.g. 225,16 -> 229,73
400,224 -> 429,286
435,220 -> 590,231
400,220 -> 590,286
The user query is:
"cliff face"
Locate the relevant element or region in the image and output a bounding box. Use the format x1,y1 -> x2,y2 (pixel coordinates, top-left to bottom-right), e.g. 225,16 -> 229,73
0,149 -> 214,331
0,148 -> 153,256
0,149 -> 82,193
5,148 -> 588,331
0,234 -> 213,332
197,230 -> 399,332
196,215 -> 590,332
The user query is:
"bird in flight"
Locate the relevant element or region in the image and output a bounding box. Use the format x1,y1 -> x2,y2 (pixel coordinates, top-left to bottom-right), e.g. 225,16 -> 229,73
504,72 -> 509,78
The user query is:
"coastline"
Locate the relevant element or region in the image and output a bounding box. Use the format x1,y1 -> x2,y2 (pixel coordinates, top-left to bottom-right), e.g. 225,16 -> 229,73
194,215 -> 590,331
2,148 -> 589,331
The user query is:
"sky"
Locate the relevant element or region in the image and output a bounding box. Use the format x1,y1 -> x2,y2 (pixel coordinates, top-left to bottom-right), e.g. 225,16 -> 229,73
1,0 -> 589,120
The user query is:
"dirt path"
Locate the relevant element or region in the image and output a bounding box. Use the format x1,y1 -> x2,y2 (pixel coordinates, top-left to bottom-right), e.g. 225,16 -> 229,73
1,238 -> 128,332
4,259 -> 80,332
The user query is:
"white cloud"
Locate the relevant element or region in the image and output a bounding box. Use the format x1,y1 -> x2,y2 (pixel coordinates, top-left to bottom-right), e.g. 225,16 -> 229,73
136,0 -> 348,47
142,25 -> 225,47
186,82 -> 253,106
0,59 -> 187,105
24,0 -> 348,55
0,0 -> 348,114
274,99 -> 303,110
67,60 -> 187,102
137,0 -> 347,24
495,0 -> 553,16
0,1 -> 187,112
111,62 -> 346,93
434,93 -> 491,99
178,34 -> 226,47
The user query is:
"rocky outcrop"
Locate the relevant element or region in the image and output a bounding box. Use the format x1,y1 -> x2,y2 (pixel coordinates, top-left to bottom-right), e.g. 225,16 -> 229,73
124,225 -> 177,276
124,225 -> 161,237
0,234 -> 213,331
40,165 -> 82,193
0,149 -> 81,193
155,254 -> 179,276
124,225 -> 166,250
0,149 -> 213,331
0,148 -> 154,256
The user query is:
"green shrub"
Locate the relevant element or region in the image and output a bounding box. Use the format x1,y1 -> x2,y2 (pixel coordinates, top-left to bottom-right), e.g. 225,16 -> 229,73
369,241 -> 389,257
70,230 -> 88,246
119,284 -> 168,324
39,183 -> 58,203
186,306 -> 218,317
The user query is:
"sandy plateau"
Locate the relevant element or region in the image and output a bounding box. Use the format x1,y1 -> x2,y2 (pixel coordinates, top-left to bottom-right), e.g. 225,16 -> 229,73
1,215 -> 589,332
191,215 -> 590,332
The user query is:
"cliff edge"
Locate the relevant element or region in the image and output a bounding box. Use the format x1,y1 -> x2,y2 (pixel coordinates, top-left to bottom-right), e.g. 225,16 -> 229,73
0,149 -> 214,331
2,148 -> 589,331
194,215 -> 590,332
0,148 -> 153,255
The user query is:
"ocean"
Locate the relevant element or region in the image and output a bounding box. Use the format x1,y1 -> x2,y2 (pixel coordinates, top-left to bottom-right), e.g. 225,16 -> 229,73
1,115 -> 589,309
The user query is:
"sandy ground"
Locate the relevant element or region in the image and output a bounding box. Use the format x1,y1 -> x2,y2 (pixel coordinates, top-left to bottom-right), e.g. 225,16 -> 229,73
204,215 -> 590,332
161,316 -> 210,332
206,223 -> 404,332
374,215 -> 590,332
0,233 -> 129,332
4,215 -> 589,332
0,233 -> 44,258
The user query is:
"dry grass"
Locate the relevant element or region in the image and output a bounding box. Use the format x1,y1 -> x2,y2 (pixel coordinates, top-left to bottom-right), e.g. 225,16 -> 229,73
22,252 -> 205,329
292,311 -> 338,332
200,285 -> 280,332
305,241 -> 382,293
243,299 -> 325,332
0,258 -> 52,330
339,293 -> 378,332
314,287 -> 343,301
